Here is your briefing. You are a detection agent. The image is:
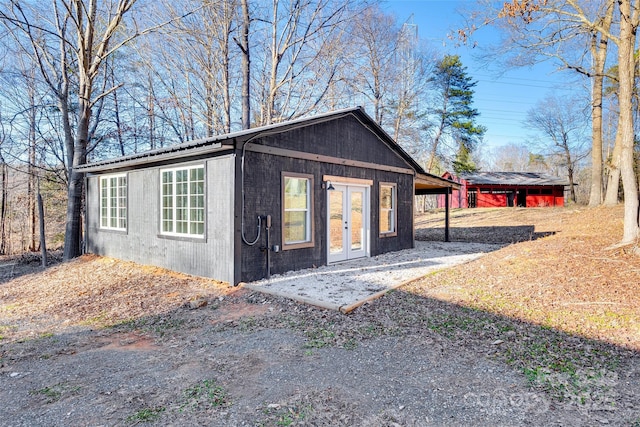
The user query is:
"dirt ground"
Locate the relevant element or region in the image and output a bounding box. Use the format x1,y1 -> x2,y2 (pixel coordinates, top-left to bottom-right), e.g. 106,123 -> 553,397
0,206 -> 639,426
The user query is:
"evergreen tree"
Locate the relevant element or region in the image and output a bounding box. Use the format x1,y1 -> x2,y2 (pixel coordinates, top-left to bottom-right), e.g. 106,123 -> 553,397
452,143 -> 477,174
427,55 -> 486,173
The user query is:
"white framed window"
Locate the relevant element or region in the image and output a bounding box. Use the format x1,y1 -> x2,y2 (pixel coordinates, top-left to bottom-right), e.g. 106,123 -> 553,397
100,174 -> 127,231
161,165 -> 205,237
379,182 -> 397,236
282,172 -> 314,249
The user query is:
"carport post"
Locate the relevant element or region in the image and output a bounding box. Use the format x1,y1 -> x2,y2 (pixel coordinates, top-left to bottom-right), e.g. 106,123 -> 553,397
445,187 -> 451,242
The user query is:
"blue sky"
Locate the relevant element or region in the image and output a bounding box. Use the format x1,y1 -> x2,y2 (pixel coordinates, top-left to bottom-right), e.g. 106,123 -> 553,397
382,0 -> 588,151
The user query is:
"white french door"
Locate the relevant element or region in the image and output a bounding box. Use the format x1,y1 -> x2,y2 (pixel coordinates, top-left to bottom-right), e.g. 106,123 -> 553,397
327,184 -> 369,263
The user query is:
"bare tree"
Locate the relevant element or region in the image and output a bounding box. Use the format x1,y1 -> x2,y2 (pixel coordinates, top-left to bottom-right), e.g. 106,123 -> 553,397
258,0 -> 349,125
0,0 -> 143,259
467,0 -> 639,245
0,110 -> 7,255
525,95 -> 591,203
237,0 -> 250,129
348,5 -> 398,126
467,0 -> 615,207
615,0 -> 639,244
482,143 -> 547,172
169,0 -> 236,135
587,0 -> 615,206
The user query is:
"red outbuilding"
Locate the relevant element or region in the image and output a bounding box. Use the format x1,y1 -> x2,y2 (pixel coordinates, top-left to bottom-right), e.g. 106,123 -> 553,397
437,172 -> 570,208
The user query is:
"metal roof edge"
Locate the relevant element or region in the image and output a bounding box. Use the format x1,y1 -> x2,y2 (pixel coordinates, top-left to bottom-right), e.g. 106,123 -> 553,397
75,106 -> 444,185
416,173 -> 462,189
76,107 -> 367,172
78,144 -> 234,173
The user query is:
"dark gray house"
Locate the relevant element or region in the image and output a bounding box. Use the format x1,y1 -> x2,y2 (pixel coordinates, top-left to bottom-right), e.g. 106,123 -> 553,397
78,107 -> 458,284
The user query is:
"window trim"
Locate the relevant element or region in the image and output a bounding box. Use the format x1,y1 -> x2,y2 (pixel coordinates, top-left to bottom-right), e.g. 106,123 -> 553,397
99,173 -> 127,232
379,182 -> 397,237
281,172 -> 315,250
159,164 -> 206,238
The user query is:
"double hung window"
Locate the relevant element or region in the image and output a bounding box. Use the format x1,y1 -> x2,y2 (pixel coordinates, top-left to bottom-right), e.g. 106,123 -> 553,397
282,173 -> 314,248
379,183 -> 396,236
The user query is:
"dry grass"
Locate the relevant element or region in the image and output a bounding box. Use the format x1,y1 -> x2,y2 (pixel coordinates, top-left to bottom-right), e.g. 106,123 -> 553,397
0,255 -> 229,341
411,205 -> 640,351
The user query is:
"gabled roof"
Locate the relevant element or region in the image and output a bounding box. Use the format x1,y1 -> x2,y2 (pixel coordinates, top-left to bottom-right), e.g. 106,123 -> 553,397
460,172 -> 570,187
76,107 -> 416,172
76,107 -> 460,191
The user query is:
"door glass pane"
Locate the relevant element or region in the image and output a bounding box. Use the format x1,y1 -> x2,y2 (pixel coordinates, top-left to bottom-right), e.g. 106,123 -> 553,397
350,191 -> 363,251
329,190 -> 343,254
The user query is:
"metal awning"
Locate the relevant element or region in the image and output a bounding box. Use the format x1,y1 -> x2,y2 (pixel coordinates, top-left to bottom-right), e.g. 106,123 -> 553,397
414,173 -> 460,195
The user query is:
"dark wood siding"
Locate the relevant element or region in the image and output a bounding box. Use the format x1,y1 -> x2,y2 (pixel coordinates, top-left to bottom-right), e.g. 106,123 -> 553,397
239,150 -> 414,282
256,114 -> 411,171
374,171 -> 414,255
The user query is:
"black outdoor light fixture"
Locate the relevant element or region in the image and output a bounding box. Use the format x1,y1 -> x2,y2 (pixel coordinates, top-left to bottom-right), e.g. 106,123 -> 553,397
327,181 -> 335,191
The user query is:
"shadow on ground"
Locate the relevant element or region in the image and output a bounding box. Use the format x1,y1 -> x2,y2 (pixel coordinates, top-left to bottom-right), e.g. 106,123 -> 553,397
0,251 -> 62,285
1,286 -> 638,426
416,225 -> 556,244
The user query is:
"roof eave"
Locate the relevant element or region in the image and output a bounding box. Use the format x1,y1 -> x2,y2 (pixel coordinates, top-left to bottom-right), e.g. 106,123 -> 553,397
77,143 -> 234,173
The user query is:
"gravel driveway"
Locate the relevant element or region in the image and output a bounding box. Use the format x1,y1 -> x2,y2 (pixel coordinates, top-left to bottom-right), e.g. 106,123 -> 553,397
0,288 -> 612,426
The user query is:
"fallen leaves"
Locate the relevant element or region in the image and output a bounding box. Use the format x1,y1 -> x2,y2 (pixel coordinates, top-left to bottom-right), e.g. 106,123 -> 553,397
0,256 -> 229,341
412,205 -> 640,350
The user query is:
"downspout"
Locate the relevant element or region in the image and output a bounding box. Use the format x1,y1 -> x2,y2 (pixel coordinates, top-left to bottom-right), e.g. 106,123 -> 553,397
239,138 -> 262,246
238,135 -> 276,281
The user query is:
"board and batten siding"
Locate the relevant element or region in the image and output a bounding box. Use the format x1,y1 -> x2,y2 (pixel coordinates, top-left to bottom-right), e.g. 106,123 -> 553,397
86,154 -> 236,283
239,150 -> 415,282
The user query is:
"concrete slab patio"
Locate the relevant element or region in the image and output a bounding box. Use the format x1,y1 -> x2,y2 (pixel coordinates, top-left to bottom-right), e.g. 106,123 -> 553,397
244,241 -> 503,312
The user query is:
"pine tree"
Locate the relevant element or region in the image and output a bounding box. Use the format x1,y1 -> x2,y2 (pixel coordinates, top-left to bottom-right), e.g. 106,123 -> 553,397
452,143 -> 477,174
428,55 -> 485,173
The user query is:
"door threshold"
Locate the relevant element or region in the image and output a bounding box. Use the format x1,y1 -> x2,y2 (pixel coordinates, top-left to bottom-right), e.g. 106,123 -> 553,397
327,255 -> 368,265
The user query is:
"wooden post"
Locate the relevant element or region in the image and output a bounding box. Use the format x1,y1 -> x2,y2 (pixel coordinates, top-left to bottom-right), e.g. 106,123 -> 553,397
445,187 -> 450,242
38,190 -> 47,267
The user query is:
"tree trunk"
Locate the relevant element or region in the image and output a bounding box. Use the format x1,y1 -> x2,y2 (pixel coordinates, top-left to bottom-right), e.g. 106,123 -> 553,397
616,0 -> 640,244
428,115 -> 446,173
0,162 -> 7,255
112,71 -> 126,156
148,73 -> 156,150
604,132 -> 622,205
588,0 -> 614,207
240,0 -> 251,129
589,60 -> 605,206
266,0 -> 280,125
63,174 -> 84,259
568,165 -> 577,203
63,85 -> 90,260
38,190 -> 47,268
28,87 -> 37,251
221,0 -> 232,134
